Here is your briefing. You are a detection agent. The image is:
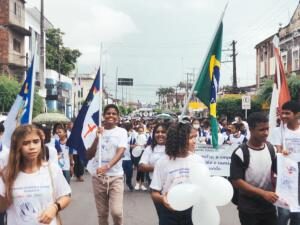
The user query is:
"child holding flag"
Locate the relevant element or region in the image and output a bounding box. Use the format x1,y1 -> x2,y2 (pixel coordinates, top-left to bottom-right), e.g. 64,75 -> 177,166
86,104 -> 127,225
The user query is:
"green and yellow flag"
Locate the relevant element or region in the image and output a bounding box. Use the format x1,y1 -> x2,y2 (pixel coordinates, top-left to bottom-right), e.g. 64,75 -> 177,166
194,22 -> 223,148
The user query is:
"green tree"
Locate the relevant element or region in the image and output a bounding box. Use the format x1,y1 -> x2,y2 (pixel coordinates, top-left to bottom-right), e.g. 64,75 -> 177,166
288,76 -> 300,101
256,79 -> 273,105
46,28 -> 81,75
0,76 -> 20,112
0,76 -> 44,117
257,76 -> 300,105
217,95 -> 261,121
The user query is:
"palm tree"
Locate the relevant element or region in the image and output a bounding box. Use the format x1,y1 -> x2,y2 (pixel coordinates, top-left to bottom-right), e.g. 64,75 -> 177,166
257,79 -> 273,104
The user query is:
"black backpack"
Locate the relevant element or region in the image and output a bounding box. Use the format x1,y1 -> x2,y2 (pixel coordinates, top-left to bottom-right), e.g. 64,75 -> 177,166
230,142 -> 276,205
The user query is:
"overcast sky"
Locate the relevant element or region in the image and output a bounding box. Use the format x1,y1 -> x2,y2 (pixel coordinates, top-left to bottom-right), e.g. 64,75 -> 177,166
28,0 -> 298,104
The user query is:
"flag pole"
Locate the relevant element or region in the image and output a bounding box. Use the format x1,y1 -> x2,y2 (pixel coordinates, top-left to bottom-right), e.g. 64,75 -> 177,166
179,2 -> 229,120
29,42 -> 38,124
98,42 -> 103,168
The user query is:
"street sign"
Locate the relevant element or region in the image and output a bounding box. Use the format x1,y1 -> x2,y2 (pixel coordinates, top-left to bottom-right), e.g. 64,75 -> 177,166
242,95 -> 251,110
118,78 -> 133,86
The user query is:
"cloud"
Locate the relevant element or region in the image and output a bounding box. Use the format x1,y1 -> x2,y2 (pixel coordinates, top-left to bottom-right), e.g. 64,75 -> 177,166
29,0 -> 138,72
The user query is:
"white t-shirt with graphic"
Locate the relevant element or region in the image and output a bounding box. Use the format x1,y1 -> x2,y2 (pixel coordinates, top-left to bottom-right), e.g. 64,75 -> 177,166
271,126 -> 300,159
123,136 -> 132,161
139,145 -> 166,179
58,143 -> 71,171
150,153 -> 205,194
89,126 -> 127,176
0,163 -> 71,225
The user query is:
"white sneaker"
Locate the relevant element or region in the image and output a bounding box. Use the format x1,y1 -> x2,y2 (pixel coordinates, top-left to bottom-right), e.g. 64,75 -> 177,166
134,184 -> 140,190
140,185 -> 147,191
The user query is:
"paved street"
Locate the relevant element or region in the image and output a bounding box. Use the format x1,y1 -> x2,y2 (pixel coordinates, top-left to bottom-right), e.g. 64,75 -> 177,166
61,173 -> 240,225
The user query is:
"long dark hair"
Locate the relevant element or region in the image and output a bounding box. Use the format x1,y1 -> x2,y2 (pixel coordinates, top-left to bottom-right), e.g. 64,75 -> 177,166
151,122 -> 169,150
5,125 -> 45,201
165,122 -> 193,159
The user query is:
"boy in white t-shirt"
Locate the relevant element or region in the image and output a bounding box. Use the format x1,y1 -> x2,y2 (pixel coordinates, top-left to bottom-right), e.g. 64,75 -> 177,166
270,101 -> 300,225
86,104 -> 127,225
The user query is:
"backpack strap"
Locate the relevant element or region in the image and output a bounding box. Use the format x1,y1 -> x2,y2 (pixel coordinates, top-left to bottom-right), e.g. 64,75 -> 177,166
266,142 -> 276,161
239,143 -> 250,170
266,142 -> 277,173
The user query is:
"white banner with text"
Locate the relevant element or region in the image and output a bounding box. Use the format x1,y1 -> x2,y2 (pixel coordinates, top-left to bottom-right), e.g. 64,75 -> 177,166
195,144 -> 237,177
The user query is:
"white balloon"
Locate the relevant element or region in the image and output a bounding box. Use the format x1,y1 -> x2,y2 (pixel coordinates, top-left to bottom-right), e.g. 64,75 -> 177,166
205,176 -> 234,206
189,163 -> 210,186
192,200 -> 220,225
167,183 -> 202,211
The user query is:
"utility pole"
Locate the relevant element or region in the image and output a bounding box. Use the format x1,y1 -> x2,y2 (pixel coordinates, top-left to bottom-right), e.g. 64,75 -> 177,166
39,0 -> 47,112
39,0 -> 45,90
115,67 -> 118,102
231,40 -> 238,89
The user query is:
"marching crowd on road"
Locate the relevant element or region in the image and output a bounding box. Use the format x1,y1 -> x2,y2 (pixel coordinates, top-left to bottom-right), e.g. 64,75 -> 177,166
0,101 -> 299,225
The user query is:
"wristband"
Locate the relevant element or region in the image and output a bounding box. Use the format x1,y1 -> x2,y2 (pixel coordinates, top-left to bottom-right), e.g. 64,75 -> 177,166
54,202 -> 62,212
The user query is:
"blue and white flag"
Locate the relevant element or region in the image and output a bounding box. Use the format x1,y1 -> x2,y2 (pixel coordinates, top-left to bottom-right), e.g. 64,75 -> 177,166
2,57 -> 36,148
67,69 -> 100,161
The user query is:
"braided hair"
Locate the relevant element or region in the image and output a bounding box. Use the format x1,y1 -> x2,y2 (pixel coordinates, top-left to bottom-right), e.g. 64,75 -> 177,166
165,122 -> 193,160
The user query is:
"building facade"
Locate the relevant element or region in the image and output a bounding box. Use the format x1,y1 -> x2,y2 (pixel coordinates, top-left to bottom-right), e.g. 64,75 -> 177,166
25,7 -> 53,85
46,69 -> 73,118
255,2 -> 300,87
0,0 -> 31,80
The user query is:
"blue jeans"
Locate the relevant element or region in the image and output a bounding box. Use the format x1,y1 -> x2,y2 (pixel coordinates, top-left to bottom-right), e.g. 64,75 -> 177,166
122,160 -> 133,189
0,212 -> 6,225
277,207 -> 300,225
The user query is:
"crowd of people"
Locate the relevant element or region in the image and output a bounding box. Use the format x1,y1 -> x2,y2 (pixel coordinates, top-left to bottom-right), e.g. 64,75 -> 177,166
0,101 -> 299,225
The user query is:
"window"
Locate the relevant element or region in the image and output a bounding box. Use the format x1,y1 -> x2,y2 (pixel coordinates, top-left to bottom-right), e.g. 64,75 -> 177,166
292,49 -> 299,71
270,44 -> 274,57
29,27 -> 32,52
260,48 -> 264,62
13,2 -> 22,18
13,39 -> 21,53
14,2 -> 17,15
281,53 -> 287,71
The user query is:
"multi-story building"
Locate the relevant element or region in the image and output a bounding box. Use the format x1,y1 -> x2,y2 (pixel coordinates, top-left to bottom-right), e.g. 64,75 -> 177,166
255,2 -> 300,87
25,7 -> 53,83
0,0 -> 31,80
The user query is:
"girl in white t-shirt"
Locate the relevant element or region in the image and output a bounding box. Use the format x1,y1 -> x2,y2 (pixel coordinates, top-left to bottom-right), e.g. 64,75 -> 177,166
139,123 -> 168,181
150,122 -> 205,225
0,125 -> 71,225
131,126 -> 148,191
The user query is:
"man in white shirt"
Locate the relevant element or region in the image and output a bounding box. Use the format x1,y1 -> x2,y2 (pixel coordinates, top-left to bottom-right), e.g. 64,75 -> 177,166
271,101 -> 300,225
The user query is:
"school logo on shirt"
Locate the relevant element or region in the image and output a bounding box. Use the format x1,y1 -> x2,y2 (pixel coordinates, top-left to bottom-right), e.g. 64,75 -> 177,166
17,201 -> 38,223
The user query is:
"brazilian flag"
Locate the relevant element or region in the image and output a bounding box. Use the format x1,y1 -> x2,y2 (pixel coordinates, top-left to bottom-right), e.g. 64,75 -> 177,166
194,22 -> 223,148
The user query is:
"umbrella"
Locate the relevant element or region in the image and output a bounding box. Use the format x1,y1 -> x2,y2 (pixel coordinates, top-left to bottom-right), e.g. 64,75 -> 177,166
33,113 -> 70,124
155,113 -> 175,121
